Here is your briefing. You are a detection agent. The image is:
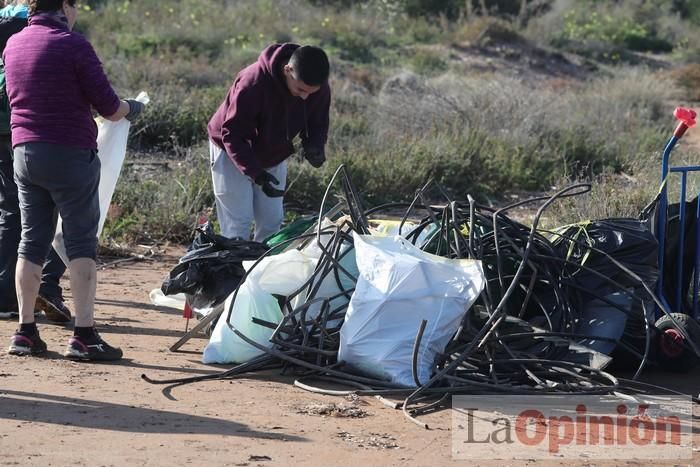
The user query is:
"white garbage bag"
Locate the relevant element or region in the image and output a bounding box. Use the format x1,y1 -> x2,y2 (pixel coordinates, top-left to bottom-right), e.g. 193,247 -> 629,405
202,248 -> 317,364
52,92 -> 150,264
338,233 -> 485,387
295,245 -> 357,328
292,223 -> 358,326
148,288 -> 186,311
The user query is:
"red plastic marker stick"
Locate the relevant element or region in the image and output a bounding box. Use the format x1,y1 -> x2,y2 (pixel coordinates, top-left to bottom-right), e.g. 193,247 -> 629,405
673,106 -> 697,138
183,300 -> 193,319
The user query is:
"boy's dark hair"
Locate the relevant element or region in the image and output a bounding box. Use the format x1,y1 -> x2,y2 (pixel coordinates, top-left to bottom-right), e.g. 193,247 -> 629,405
288,45 -> 330,87
29,0 -> 75,15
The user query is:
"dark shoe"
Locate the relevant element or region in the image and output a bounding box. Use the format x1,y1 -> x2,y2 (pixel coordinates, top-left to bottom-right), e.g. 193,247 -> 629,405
7,331 -> 47,356
35,294 -> 72,323
64,332 -> 123,362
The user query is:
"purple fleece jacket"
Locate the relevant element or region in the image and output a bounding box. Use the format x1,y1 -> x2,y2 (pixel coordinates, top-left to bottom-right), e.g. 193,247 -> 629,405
3,15 -> 121,150
207,43 -> 331,179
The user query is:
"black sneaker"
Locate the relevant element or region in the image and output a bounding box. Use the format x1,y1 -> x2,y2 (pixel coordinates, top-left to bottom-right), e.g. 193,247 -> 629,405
64,332 -> 123,361
7,331 -> 47,356
35,294 -> 72,323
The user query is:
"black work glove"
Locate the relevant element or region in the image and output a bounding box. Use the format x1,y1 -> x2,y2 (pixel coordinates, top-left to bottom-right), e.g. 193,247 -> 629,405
124,99 -> 145,121
254,171 -> 285,197
300,145 -> 325,168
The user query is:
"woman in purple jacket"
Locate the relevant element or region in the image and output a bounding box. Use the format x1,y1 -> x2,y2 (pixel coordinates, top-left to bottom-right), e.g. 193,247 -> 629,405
3,0 -> 144,361
207,43 -> 331,242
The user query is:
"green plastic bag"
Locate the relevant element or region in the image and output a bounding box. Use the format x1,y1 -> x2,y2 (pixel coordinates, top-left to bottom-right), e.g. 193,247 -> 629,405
263,216 -> 318,252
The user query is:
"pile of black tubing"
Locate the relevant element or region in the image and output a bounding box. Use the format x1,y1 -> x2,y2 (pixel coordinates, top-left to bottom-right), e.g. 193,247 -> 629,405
143,166 -> 700,427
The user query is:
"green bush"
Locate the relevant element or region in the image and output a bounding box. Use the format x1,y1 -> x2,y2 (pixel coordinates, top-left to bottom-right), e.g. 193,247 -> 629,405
400,0 -> 462,18
557,10 -> 672,53
526,0 -> 685,57
309,0 -> 462,18
127,84 -> 227,149
668,0 -> 700,25
408,48 -> 449,76
329,30 -> 379,63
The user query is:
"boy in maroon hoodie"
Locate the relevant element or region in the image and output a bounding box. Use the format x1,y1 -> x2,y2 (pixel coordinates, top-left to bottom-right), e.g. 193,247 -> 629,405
207,43 -> 330,242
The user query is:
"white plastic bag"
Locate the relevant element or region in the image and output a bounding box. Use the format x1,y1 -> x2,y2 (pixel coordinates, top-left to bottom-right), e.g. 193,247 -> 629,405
338,233 -> 485,387
202,248 -> 317,364
291,221 -> 359,325
148,288 -> 186,311
52,91 -> 150,264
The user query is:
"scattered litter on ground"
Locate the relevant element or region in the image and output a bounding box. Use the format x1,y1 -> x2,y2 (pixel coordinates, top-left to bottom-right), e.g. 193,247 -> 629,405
296,402 -> 369,418
344,393 -> 369,405
337,431 -> 400,449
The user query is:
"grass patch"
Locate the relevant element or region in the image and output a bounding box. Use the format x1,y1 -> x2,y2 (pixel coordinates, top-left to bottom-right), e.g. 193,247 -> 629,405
103,144 -> 213,244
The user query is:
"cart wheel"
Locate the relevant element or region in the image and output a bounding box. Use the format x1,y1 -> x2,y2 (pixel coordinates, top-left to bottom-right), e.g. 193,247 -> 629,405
655,313 -> 700,373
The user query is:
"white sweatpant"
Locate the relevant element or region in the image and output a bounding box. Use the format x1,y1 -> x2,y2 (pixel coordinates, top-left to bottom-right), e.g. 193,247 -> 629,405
209,140 -> 286,242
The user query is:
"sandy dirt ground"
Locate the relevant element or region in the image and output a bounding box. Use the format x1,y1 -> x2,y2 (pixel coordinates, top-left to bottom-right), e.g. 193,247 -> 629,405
0,248 -> 698,466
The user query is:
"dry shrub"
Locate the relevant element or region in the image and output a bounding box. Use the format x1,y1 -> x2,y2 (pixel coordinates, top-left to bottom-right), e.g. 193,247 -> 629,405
667,63 -> 700,102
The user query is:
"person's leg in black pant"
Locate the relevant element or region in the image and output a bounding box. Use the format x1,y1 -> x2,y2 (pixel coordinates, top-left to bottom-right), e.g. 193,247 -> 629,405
35,247 -> 71,322
39,249 -> 66,299
0,136 -> 20,318
0,135 -> 70,322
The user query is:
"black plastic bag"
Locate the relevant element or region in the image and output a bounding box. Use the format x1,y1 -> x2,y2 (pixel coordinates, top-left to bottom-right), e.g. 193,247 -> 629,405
553,218 -> 659,293
161,223 -> 268,310
552,218 -> 659,358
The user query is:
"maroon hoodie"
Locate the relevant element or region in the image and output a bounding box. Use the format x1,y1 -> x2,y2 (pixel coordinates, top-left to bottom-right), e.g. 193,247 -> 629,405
207,43 -> 331,179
